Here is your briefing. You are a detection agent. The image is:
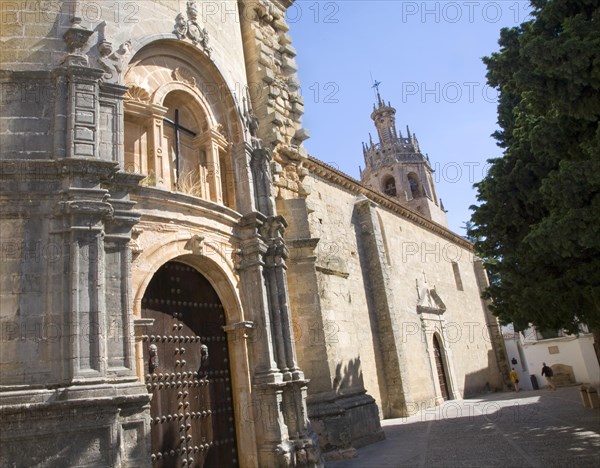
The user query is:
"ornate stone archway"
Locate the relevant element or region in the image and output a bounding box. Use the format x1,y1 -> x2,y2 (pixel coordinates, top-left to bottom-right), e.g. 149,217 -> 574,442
123,39 -> 246,210
132,239 -> 258,467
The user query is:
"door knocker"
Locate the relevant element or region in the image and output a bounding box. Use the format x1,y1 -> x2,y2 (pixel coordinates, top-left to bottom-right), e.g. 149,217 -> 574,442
149,344 -> 159,373
198,344 -> 209,377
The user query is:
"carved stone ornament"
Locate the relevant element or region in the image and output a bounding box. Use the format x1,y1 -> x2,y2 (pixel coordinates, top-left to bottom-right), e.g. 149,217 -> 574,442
124,85 -> 151,103
215,122 -> 228,140
129,226 -> 144,259
96,39 -> 132,83
259,216 -> 287,240
184,234 -> 205,256
416,275 -> 447,314
171,67 -> 197,87
63,16 -> 93,66
242,89 -> 261,149
174,1 -> 213,59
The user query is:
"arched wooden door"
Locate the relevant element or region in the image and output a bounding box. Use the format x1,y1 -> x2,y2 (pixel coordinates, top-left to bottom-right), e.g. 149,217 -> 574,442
141,261 -> 238,467
433,334 -> 451,401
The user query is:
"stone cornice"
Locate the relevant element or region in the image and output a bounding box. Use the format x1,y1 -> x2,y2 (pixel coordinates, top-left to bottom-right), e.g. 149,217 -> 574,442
132,186 -> 241,228
304,155 -> 474,251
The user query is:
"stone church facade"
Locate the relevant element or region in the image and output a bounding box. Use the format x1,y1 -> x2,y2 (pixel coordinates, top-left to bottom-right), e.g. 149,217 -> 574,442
0,1 -> 508,467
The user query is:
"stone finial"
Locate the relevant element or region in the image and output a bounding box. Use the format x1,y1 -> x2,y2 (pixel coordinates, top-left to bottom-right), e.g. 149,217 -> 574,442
63,17 -> 93,66
63,17 -> 93,53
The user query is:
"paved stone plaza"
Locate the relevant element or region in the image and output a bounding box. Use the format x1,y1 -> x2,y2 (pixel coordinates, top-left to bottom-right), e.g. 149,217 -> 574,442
327,386 -> 600,467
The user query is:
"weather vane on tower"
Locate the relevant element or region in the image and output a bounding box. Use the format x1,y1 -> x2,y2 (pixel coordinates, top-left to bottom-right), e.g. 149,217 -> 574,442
370,73 -> 383,104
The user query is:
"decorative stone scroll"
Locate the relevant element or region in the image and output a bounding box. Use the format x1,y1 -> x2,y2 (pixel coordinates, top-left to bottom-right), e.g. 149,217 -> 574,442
97,39 -> 132,84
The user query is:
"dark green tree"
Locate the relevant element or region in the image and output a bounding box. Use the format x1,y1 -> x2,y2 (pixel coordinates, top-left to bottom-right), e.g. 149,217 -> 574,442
469,0 -> 600,361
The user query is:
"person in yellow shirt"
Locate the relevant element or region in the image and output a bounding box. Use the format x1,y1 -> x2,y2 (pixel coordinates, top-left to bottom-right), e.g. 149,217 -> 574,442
510,368 -> 520,392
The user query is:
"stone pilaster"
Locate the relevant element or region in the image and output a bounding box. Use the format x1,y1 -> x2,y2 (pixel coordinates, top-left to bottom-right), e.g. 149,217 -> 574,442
237,214 -> 282,383
473,258 -> 511,388
99,82 -> 127,164
104,171 -> 144,376
65,65 -> 104,159
236,208 -> 322,466
58,179 -> 112,380
354,196 -> 411,417
279,196 -> 384,458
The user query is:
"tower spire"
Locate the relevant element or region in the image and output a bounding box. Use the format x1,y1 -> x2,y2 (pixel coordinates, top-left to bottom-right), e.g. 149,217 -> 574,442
360,86 -> 448,227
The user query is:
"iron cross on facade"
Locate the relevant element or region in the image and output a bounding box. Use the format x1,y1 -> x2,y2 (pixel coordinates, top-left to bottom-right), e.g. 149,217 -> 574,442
163,109 -> 197,190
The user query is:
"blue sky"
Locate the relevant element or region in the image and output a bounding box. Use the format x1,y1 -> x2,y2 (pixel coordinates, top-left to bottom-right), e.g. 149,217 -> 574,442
288,0 -> 532,234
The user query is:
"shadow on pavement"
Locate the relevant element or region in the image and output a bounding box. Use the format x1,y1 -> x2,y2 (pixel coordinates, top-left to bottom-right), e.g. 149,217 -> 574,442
326,386 -> 600,467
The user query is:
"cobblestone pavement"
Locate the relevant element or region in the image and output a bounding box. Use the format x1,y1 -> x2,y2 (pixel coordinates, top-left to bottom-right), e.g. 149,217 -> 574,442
326,386 -> 600,467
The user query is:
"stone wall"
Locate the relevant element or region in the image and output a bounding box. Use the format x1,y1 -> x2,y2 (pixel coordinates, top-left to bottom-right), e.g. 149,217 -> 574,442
1,1 -> 508,465
279,157 -> 508,456
0,2 -> 259,466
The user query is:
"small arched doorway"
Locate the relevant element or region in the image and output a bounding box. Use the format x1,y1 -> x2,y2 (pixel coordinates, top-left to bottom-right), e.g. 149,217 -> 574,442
433,334 -> 451,401
141,260 -> 238,467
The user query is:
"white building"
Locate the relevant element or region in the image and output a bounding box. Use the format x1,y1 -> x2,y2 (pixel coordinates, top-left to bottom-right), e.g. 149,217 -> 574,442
503,324 -> 599,390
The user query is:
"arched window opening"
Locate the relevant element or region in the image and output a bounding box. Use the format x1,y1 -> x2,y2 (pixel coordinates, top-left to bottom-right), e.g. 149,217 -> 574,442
124,88 -> 236,210
407,172 -> 421,199
382,176 -> 397,197
163,93 -> 204,194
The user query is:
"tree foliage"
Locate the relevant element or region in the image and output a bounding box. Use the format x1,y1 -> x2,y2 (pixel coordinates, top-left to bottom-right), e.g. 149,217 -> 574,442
469,0 -> 600,335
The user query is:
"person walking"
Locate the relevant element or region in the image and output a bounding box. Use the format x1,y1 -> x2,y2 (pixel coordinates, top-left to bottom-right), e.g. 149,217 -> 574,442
541,362 -> 556,390
510,367 -> 520,392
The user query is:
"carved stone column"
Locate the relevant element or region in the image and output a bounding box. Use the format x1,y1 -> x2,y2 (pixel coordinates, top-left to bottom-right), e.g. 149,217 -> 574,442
237,213 -> 281,383
147,105 -> 169,187
206,140 -> 223,202
260,216 -> 303,381
103,172 -> 143,377
250,148 -> 276,215
236,211 -> 323,466
58,179 -> 113,380
231,141 -> 257,214
123,100 -> 168,182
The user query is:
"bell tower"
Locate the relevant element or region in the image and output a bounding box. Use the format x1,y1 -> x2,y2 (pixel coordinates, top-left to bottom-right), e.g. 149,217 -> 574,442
360,86 -> 448,226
